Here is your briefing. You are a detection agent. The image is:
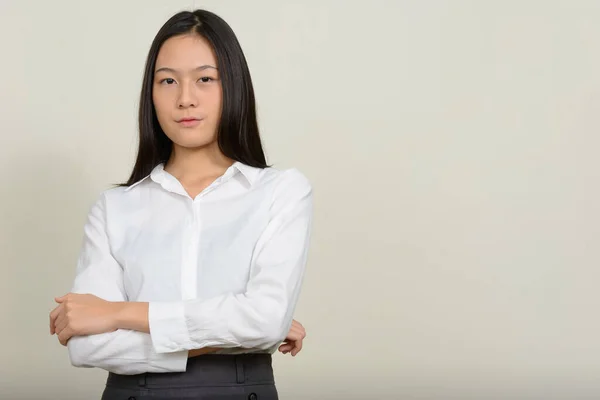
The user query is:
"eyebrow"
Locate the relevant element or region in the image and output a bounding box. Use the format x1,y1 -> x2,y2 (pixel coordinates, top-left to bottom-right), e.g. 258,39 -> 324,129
154,65 -> 218,74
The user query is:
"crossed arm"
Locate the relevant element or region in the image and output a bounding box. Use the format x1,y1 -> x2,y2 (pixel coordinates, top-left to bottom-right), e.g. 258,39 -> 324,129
49,294 -> 306,357
49,169 -> 313,374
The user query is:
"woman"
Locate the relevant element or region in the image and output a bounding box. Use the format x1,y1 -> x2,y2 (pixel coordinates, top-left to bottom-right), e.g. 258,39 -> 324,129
48,9 -> 312,400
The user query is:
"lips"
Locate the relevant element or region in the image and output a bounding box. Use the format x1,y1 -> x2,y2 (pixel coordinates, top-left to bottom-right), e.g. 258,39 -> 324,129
177,117 -> 203,128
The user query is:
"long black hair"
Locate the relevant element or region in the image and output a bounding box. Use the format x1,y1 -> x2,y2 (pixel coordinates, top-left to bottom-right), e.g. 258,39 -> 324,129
122,9 -> 268,186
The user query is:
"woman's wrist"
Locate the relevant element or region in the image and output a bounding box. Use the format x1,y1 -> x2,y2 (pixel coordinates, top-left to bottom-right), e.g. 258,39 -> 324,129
113,301 -> 150,333
188,347 -> 221,357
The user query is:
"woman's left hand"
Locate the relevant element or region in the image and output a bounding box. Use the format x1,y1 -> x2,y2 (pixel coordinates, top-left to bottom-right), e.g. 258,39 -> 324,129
49,293 -> 119,346
279,319 -> 306,356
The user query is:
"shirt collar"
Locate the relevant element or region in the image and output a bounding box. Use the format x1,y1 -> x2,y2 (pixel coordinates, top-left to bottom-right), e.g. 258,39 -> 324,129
124,161 -> 260,192
123,171 -> 152,192
232,161 -> 260,186
123,163 -> 174,193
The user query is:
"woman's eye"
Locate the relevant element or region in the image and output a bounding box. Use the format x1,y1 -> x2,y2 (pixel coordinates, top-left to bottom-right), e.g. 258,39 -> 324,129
160,78 -> 176,85
199,77 -> 213,83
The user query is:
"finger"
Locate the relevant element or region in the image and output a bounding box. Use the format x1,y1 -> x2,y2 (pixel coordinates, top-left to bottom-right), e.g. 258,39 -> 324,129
291,345 -> 301,356
291,320 -> 304,332
293,324 -> 306,339
291,339 -> 303,356
290,321 -> 305,335
286,327 -> 305,342
55,293 -> 70,303
58,327 -> 73,346
281,339 -> 298,354
53,307 -> 67,333
49,305 -> 63,335
279,343 -> 294,353
287,324 -> 303,337
293,322 -> 306,335
49,304 -> 62,321
54,315 -> 68,335
58,330 -> 67,346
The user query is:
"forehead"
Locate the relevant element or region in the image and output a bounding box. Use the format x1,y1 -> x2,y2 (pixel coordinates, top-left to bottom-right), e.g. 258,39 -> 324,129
155,34 -> 217,70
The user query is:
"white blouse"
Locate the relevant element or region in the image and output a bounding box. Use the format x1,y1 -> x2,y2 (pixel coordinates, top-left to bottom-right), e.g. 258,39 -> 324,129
66,162 -> 313,375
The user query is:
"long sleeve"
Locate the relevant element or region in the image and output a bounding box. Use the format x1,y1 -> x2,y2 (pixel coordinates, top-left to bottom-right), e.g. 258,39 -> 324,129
67,192 -> 188,375
148,169 -> 313,354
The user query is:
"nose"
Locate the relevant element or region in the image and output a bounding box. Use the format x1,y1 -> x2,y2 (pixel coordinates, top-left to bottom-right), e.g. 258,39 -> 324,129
177,82 -> 198,109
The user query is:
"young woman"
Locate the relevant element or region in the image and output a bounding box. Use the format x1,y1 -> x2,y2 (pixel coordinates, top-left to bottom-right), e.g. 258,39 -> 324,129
48,9 -> 313,400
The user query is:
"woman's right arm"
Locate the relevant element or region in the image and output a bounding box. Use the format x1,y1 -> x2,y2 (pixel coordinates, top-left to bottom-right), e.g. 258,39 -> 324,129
65,192 -> 189,375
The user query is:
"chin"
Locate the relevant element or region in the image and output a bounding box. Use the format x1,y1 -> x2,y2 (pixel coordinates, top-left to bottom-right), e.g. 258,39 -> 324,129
166,130 -> 217,149
171,138 -> 218,150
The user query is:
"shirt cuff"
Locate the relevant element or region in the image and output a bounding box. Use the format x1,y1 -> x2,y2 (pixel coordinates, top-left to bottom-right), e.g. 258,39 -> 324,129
148,301 -> 190,353
148,349 -> 189,372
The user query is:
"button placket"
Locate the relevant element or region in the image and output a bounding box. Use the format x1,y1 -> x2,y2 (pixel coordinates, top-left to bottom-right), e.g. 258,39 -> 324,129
181,200 -> 200,301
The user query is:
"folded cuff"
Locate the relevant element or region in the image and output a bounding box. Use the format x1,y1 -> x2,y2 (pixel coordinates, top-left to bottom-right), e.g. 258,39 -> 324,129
148,301 -> 190,354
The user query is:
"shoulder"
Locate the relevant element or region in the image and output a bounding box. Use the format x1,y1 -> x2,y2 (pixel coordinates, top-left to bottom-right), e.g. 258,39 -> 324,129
100,185 -> 133,204
259,167 -> 313,214
260,166 -> 311,193
85,184 -> 139,218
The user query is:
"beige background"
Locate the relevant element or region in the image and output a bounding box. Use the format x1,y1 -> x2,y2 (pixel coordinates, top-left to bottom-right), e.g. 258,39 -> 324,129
1,0 -> 599,399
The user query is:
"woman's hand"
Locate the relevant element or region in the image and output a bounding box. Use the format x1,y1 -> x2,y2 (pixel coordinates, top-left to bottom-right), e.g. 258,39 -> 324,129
49,293 -> 119,346
278,319 -> 306,356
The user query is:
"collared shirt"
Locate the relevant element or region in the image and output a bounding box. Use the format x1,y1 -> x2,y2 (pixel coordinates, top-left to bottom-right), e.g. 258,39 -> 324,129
66,162 -> 313,375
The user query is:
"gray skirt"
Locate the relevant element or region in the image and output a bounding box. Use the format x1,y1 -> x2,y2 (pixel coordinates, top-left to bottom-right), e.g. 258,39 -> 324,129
101,353 -> 278,400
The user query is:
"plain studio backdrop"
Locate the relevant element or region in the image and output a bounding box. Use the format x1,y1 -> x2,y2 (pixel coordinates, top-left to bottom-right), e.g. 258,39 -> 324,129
1,0 -> 599,399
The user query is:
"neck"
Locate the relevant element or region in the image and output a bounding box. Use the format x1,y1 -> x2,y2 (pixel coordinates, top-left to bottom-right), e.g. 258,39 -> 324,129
164,142 -> 234,182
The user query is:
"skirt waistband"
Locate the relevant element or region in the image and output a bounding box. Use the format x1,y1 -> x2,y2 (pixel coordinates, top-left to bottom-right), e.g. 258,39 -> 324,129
106,353 -> 275,389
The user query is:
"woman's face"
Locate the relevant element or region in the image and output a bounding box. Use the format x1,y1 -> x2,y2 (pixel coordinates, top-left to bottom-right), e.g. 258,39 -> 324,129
152,34 -> 222,150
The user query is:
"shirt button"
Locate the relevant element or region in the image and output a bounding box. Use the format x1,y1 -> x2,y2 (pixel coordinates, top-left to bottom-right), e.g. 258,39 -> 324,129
248,393 -> 258,400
